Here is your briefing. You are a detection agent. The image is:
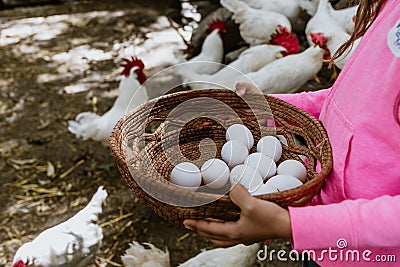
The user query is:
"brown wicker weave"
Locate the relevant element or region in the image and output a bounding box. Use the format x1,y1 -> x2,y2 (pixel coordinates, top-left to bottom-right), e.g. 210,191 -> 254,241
110,89 -> 333,227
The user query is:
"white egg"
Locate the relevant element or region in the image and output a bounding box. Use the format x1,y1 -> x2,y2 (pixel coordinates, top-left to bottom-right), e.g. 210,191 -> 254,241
256,136 -> 283,162
201,159 -> 230,189
221,140 -> 249,167
265,175 -> 303,192
277,159 -> 308,183
244,152 -> 276,180
226,124 -> 254,150
251,183 -> 279,196
170,162 -> 202,191
230,164 -> 263,192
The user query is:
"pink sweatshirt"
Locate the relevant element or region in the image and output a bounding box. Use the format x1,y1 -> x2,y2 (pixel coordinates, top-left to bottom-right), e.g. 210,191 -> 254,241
274,0 -> 400,265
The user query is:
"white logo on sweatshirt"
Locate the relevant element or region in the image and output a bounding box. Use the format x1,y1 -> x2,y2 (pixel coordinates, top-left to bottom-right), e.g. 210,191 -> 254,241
387,19 -> 400,57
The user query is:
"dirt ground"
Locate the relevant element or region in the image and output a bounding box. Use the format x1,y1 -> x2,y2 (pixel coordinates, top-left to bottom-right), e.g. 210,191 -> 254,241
0,1 -> 338,266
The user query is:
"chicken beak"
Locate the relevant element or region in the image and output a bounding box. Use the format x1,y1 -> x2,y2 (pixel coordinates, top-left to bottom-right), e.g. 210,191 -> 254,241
276,53 -> 283,59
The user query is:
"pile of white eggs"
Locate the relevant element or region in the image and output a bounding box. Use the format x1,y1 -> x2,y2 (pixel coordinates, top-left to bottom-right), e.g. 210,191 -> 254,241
170,124 -> 307,195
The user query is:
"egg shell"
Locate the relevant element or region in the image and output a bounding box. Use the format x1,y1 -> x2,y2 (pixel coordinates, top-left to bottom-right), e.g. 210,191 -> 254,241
201,159 -> 230,189
251,183 -> 279,196
170,162 -> 202,191
256,136 -> 282,162
230,164 -> 263,192
277,159 -> 308,183
244,152 -> 276,180
226,124 -> 254,150
221,140 -> 249,167
265,174 -> 303,192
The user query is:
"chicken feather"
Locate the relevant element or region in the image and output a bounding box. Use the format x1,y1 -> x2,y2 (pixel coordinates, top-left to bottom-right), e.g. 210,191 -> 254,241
12,186 -> 107,267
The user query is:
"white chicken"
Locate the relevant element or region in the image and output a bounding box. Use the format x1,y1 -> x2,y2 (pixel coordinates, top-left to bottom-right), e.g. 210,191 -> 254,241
302,0 -> 358,34
121,242 -> 170,267
176,19 -> 226,77
311,31 -> 361,69
305,0 -> 338,46
12,186 -> 108,267
68,56 -> 148,145
121,242 -> 260,267
329,5 -> 358,34
220,0 -> 297,47
179,44 -> 286,90
298,0 -> 320,16
242,45 -> 326,94
306,0 -> 359,69
237,0 -> 306,30
178,243 -> 260,267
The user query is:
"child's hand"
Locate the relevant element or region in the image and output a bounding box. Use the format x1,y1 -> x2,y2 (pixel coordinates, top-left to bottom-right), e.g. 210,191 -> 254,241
235,82 -> 262,97
183,185 -> 292,247
235,82 -> 268,126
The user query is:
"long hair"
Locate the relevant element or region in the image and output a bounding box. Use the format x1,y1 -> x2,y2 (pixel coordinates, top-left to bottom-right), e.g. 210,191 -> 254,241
332,0 -> 400,125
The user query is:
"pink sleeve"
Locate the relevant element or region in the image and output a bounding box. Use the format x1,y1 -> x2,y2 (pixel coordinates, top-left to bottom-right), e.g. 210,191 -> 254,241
289,195 -> 400,250
271,88 -> 331,119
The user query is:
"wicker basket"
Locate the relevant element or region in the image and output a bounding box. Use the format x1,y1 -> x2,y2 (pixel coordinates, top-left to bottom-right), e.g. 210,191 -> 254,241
110,89 -> 332,227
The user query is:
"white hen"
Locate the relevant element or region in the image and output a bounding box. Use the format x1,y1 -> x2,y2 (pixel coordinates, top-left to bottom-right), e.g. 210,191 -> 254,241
180,44 -> 286,90
240,0 -> 305,29
306,0 -> 359,69
176,20 -> 226,77
179,243 -> 260,267
302,0 -> 358,34
12,186 -> 107,267
121,242 -> 170,267
329,5 -> 358,34
311,31 -> 361,69
242,46 -> 325,94
68,57 -> 148,145
221,0 -> 293,46
305,0 -> 337,46
122,242 -> 260,267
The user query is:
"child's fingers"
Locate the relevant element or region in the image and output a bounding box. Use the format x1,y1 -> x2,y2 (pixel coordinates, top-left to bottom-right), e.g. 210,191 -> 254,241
229,184 -> 254,211
235,82 -> 261,97
183,219 -> 238,240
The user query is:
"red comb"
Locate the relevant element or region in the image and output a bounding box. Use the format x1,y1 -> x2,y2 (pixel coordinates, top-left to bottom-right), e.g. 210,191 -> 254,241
310,32 -> 331,60
121,56 -> 145,77
208,19 -> 226,33
120,56 -> 147,84
310,32 -> 328,46
12,260 -> 26,267
270,25 -> 300,56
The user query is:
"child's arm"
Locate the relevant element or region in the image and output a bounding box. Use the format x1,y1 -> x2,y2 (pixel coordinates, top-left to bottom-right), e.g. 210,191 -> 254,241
184,186 -> 400,250
272,88 -> 331,119
290,194 -> 400,250
235,82 -> 331,119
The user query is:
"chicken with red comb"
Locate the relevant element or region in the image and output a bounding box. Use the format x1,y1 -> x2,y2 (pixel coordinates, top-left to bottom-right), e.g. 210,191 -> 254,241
175,19 -> 226,79
121,56 -> 146,84
310,32 -> 330,60
220,0 -> 295,46
305,0 -> 360,70
236,45 -> 325,94
68,56 -> 149,144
